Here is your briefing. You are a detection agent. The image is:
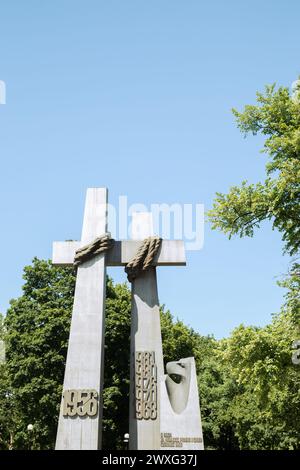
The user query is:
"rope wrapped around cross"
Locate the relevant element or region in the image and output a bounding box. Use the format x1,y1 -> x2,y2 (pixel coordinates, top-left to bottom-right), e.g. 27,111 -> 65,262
73,233 -> 162,282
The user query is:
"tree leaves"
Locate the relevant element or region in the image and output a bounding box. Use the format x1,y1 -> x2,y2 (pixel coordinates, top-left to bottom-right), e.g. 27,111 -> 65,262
209,82 -> 300,256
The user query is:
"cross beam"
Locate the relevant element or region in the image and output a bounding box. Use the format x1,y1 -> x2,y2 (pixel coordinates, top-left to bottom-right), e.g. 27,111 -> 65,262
52,240 -> 186,267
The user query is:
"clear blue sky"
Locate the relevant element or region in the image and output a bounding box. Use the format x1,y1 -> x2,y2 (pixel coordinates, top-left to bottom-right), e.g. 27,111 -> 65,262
0,1 -> 298,338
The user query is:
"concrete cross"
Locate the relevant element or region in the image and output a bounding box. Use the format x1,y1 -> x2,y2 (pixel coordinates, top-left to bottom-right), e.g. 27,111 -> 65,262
54,188 -> 108,450
52,188 -> 186,450
128,213 -> 184,450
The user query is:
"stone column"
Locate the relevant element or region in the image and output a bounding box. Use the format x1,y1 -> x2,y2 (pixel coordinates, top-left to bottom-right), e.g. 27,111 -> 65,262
129,268 -> 164,450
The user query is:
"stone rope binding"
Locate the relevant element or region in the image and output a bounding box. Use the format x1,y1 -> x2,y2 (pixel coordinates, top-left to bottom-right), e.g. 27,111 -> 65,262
74,233 -> 162,282
73,233 -> 114,267
125,236 -> 162,282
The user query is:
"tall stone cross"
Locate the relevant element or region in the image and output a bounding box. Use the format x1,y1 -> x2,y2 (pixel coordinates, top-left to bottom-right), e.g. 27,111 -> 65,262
53,188 -> 108,450
128,213 -> 185,450
52,188 -> 185,450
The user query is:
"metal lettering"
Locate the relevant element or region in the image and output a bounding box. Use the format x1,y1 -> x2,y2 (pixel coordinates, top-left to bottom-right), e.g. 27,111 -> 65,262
160,432 -> 203,447
62,389 -> 99,417
135,351 -> 157,420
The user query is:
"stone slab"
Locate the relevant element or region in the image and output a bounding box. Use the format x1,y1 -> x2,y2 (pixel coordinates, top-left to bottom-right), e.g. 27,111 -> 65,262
160,357 -> 204,450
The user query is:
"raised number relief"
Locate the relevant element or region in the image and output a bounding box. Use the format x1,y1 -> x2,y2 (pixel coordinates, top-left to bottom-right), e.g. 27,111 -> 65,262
135,351 -> 157,420
62,389 -> 98,417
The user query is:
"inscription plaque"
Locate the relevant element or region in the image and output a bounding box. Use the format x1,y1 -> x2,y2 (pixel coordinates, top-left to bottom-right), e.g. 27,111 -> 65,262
161,433 -> 203,448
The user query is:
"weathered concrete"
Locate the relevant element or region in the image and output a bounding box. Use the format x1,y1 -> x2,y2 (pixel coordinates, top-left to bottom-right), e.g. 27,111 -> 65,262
54,188 -> 108,450
160,357 -> 204,450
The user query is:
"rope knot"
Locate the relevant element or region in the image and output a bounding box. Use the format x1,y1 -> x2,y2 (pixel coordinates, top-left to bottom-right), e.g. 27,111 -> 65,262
125,236 -> 162,282
74,233 -> 114,266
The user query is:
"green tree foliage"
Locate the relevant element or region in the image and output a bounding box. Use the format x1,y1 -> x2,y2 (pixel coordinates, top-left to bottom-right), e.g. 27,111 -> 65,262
197,307 -> 300,450
160,308 -> 213,366
208,83 -> 300,257
278,263 -> 300,334
102,279 -> 131,449
0,314 -> 18,450
219,311 -> 300,450
198,346 -> 240,450
204,79 -> 300,450
3,259 -> 75,449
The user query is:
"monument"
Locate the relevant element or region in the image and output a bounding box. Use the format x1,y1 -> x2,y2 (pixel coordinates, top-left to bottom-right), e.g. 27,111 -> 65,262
52,188 -> 204,450
160,358 -> 204,449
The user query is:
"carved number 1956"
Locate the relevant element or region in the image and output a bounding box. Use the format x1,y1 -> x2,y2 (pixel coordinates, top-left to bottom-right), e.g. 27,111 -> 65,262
62,389 -> 98,417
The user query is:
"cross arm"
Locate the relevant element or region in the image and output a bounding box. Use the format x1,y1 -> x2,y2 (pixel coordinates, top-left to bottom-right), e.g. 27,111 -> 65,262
52,240 -> 186,267
52,241 -> 81,266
